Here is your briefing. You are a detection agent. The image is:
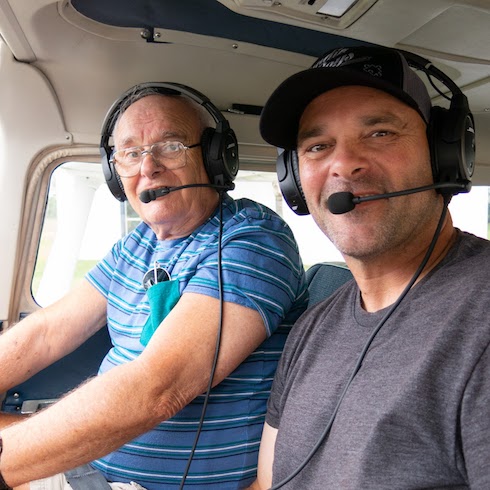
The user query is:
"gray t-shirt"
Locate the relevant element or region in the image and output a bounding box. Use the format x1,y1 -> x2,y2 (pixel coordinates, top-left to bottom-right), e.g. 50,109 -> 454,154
267,230 -> 490,489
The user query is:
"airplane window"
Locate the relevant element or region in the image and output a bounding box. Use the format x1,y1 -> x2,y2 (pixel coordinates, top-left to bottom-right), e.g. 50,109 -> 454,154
32,162 -> 122,307
31,163 -> 490,307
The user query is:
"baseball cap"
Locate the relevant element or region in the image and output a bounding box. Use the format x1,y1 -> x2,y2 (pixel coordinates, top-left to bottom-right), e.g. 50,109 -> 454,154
260,46 -> 432,150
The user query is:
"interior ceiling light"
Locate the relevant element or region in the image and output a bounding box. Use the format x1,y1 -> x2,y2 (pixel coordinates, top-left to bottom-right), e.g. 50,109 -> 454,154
317,0 -> 359,17
217,0 -> 378,30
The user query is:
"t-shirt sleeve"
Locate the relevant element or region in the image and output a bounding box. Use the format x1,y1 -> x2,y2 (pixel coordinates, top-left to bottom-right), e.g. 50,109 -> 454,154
266,354 -> 287,429
265,306 -> 310,429
185,207 -> 306,337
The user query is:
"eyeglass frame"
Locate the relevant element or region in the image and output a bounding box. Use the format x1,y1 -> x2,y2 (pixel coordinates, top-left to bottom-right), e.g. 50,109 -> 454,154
110,140 -> 201,177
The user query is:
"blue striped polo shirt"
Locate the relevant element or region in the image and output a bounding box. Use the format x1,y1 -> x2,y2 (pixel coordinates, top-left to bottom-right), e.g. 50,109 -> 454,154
86,195 -> 307,489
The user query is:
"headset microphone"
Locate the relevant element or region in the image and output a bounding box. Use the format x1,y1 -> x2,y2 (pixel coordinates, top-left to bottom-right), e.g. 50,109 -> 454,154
327,182 -> 467,215
139,183 -> 235,203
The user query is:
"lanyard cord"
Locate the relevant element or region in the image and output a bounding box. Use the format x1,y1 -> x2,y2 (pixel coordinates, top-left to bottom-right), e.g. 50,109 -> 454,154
270,199 -> 450,489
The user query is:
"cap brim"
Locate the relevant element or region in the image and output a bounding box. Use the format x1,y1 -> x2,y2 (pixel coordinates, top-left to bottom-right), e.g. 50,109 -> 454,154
260,67 -> 421,150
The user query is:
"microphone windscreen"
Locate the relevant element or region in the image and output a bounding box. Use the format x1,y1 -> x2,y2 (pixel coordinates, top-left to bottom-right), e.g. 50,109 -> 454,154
328,192 -> 356,215
139,189 -> 153,203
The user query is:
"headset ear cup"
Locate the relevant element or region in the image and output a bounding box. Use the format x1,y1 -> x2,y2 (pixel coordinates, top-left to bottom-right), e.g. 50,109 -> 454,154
463,113 -> 476,182
276,150 -> 309,215
428,106 -> 444,187
201,127 -> 216,183
101,148 -> 127,202
201,127 -> 239,186
429,104 -> 474,196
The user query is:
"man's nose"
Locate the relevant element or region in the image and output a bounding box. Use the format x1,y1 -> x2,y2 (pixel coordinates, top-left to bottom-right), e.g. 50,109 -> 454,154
329,143 -> 368,179
140,151 -> 163,177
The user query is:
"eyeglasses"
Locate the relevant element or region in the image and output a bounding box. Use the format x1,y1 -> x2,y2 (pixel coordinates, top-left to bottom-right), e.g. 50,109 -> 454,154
111,141 -> 201,177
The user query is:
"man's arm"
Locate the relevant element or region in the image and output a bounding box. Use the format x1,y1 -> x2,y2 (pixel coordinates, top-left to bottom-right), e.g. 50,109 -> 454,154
247,422 -> 278,489
0,280 -> 107,393
0,292 -> 267,487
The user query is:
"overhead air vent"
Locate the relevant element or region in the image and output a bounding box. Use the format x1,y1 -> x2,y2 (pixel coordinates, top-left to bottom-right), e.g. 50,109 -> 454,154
217,0 -> 378,30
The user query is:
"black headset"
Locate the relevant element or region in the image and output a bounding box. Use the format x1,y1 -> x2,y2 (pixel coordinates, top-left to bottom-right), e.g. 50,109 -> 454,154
100,82 -> 239,201
277,50 -> 476,215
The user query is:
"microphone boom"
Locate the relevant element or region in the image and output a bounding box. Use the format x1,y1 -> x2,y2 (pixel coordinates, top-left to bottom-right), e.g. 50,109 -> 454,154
139,183 -> 235,203
328,182 -> 466,215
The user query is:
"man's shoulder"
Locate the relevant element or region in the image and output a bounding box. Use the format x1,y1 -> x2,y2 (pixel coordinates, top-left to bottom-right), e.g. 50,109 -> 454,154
447,230 -> 490,270
227,195 -> 278,215
459,230 -> 490,251
224,196 -> 290,229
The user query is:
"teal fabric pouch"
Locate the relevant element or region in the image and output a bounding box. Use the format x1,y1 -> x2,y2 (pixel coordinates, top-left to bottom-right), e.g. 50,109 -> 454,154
140,279 -> 180,347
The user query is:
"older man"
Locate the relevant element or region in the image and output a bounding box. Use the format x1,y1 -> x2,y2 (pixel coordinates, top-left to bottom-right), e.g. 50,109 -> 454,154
250,46 -> 490,489
0,84 -> 306,489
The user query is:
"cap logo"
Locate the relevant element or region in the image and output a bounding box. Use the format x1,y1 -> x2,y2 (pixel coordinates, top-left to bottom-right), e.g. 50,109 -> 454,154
314,49 -> 355,69
313,49 -> 376,73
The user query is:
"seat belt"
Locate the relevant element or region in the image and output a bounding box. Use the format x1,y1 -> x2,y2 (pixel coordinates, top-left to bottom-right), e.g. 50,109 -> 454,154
65,464 -> 112,490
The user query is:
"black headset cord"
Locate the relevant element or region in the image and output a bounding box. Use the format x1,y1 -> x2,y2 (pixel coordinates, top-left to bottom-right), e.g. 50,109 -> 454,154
269,197 -> 450,489
179,190 -> 226,489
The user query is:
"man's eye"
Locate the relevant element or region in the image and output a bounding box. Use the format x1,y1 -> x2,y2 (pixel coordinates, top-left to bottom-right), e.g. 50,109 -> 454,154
308,143 -> 330,153
125,150 -> 141,159
371,130 -> 392,138
164,142 -> 180,153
